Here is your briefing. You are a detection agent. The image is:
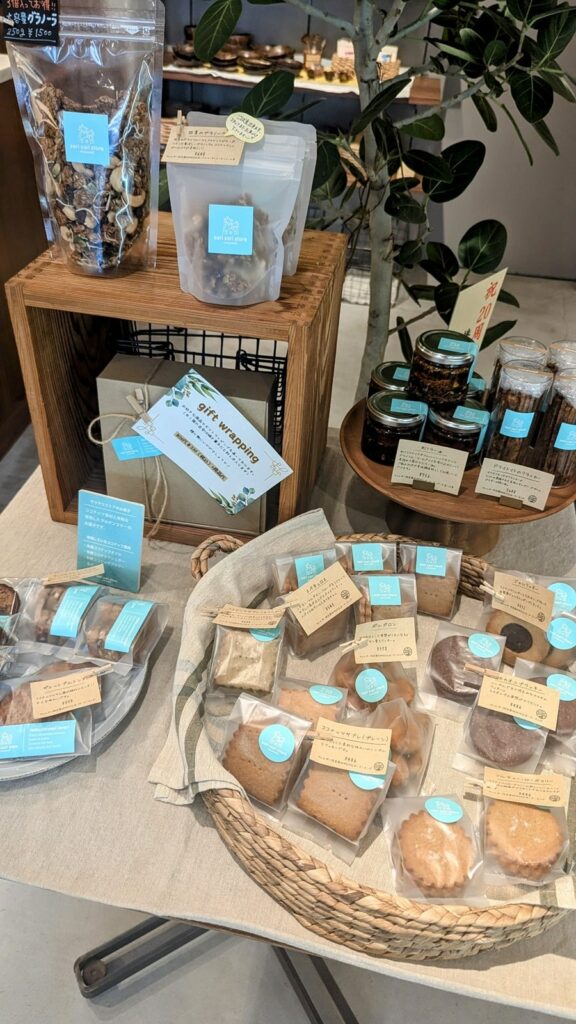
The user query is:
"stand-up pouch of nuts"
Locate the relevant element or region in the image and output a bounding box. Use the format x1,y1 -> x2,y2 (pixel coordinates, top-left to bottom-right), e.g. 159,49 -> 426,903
8,0 -> 165,276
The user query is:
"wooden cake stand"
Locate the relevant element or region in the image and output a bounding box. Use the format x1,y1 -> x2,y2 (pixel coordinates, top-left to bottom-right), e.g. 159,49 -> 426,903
340,401 -> 576,555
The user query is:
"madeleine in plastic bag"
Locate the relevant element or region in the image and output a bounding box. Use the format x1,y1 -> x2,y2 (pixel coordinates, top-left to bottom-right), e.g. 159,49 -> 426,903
367,699 -> 434,796
330,651 -> 417,710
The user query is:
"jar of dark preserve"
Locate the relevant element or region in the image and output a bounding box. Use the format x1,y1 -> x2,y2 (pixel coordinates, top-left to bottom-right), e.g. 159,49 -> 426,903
368,361 -> 411,398
423,401 -> 489,466
408,330 -> 475,411
361,394 -> 427,466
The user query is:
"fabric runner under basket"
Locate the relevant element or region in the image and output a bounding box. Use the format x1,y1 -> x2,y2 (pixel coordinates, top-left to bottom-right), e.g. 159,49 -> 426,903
149,509 -> 575,960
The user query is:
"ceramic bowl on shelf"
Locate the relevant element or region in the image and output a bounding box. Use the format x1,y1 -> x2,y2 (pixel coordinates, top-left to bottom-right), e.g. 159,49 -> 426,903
227,33 -> 252,48
173,42 -> 198,63
237,51 -> 273,72
255,44 -> 295,60
278,58 -> 303,74
211,47 -> 239,66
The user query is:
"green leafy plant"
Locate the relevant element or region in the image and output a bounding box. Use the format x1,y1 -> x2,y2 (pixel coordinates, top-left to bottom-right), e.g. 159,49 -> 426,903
194,0 -> 576,392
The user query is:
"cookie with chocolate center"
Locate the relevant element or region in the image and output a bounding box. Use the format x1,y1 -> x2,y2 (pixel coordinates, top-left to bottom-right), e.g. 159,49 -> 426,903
486,611 -> 548,667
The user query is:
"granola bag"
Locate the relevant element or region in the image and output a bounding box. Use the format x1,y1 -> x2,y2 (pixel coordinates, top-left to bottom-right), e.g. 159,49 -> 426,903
8,0 -> 165,276
206,621 -> 285,716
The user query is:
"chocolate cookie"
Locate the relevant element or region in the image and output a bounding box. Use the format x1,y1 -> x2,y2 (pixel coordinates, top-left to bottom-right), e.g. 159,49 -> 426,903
397,810 -> 473,896
295,762 -> 379,841
0,583 -> 19,617
532,676 -> 576,736
486,800 -> 565,880
469,706 -> 541,767
486,611 -> 549,667
430,635 -> 485,702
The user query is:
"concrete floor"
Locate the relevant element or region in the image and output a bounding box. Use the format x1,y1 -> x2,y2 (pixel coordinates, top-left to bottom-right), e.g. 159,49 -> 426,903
1,274 -> 576,1022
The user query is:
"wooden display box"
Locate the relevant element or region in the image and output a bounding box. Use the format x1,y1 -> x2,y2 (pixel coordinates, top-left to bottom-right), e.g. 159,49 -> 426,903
6,214 -> 346,545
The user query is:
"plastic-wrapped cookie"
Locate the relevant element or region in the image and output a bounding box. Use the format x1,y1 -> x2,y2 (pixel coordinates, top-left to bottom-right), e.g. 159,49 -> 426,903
330,651 -> 415,710
486,611 -> 549,667
396,807 -> 474,897
545,617 -> 576,670
210,624 -> 283,696
485,800 -> 565,881
468,706 -> 542,767
0,582 -> 20,617
293,762 -> 384,842
353,574 -> 417,625
275,682 -> 347,732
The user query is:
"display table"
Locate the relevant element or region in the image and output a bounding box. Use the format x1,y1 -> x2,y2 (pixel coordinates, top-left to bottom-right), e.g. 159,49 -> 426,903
1,469 -> 575,1016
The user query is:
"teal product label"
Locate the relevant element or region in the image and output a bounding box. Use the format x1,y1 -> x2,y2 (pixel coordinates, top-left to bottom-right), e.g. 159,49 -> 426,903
0,720 -> 76,759
351,543 -> 384,572
390,398 -> 427,417
514,716 -> 540,731
467,633 -> 501,659
548,582 -> 576,615
393,366 -> 410,381
104,600 -> 154,654
249,626 -> 280,643
258,724 -> 295,763
295,554 -> 325,587
425,797 -> 463,823
554,422 -> 576,451
415,546 -> 447,577
49,585 -> 99,640
349,771 -> 386,790
547,673 -> 576,701
0,615 -> 10,633
500,409 -> 534,438
62,111 -> 110,167
208,204 -> 254,256
111,436 -> 162,461
469,376 -> 486,394
454,404 -> 490,454
547,617 -> 576,650
355,668 -> 388,703
309,685 -> 343,705
438,337 -> 477,380
368,576 -> 401,606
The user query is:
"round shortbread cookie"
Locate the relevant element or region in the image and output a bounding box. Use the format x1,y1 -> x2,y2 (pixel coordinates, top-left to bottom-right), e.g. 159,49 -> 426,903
486,800 -> 565,880
397,810 -> 473,896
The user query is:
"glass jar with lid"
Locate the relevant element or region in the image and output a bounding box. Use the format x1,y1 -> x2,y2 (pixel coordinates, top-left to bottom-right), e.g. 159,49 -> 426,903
361,393 -> 428,466
533,371 -> 576,487
408,330 -> 475,411
467,371 -> 488,405
548,340 -> 576,374
368,361 -> 411,398
487,337 -> 548,408
485,360 -> 553,464
423,400 -> 489,467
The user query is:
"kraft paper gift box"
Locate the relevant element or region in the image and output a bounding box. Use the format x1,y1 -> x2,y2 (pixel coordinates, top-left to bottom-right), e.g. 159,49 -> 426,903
97,355 -> 277,536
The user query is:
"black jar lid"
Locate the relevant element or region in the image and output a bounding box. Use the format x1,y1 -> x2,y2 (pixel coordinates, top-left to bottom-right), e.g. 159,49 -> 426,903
367,392 -> 428,427
416,330 -> 476,367
370,361 -> 411,392
428,406 -> 483,435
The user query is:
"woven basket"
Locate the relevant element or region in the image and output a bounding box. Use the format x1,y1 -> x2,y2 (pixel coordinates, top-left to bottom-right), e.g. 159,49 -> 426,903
191,532 -> 567,961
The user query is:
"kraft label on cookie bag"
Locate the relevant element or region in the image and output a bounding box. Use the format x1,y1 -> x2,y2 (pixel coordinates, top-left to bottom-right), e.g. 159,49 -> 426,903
42,565 -> 105,586
483,767 -> 570,808
285,562 -> 362,637
491,571 -> 554,630
311,718 -> 391,774
164,126 -> 244,166
478,670 -> 560,730
352,618 -> 417,664
391,441 -> 468,496
30,671 -> 102,720
475,459 -> 554,511
213,605 -> 285,630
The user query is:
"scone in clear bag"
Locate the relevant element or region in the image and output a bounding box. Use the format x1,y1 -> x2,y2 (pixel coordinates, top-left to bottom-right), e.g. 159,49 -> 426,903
330,651 -> 417,712
419,621 -> 506,721
168,129 -> 305,305
219,693 -> 310,815
206,621 -> 284,715
0,674 -> 93,758
398,543 -> 462,619
15,582 -> 103,654
271,549 -> 352,657
483,797 -> 569,888
366,699 -> 434,797
272,678 -> 347,735
453,696 -> 547,779
514,658 -> 576,775
383,795 -> 483,900
76,594 -> 167,674
8,0 -> 165,276
352,574 -> 417,625
335,541 -> 397,576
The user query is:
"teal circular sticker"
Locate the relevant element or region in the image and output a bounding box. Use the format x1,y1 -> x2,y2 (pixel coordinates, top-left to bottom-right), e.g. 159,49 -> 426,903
249,626 -> 281,643
547,617 -> 576,651
424,797 -> 463,823
309,685 -> 342,705
355,668 -> 388,702
258,724 -> 295,762
513,716 -> 540,731
467,633 -> 501,659
348,771 -> 386,791
547,673 -> 576,702
548,582 -> 576,615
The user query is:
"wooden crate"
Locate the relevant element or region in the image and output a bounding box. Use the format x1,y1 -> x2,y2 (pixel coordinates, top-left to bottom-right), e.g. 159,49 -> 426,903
5,214 -> 347,545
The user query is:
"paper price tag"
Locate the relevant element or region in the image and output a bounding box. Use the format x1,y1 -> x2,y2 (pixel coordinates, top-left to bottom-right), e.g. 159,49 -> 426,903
285,562 -> 362,636
164,126 -> 244,166
478,670 -> 559,730
492,571 -> 554,630
476,459 -> 554,511
213,605 -> 285,629
30,672 -> 101,720
225,112 -> 264,144
391,440 -> 468,496
353,619 -> 417,664
310,718 -> 391,773
483,767 -> 570,808
42,565 -> 105,586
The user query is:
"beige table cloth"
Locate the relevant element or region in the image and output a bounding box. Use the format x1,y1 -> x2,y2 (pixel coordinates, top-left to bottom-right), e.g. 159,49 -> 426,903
1,469 -> 576,1018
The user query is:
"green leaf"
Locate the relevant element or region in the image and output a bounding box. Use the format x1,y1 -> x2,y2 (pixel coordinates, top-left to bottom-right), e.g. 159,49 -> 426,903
506,0 -> 557,22
240,70 -> 294,117
312,164 -> 347,200
537,9 -> 576,59
480,320 -> 518,350
313,140 -> 342,191
538,67 -> 576,102
397,114 -> 445,140
498,289 -> 520,306
397,317 -> 414,363
351,79 -> 410,136
425,240 -> 459,278
458,219 -> 507,274
372,119 -> 402,175
402,149 -> 454,181
484,39 -> 508,65
395,239 -> 422,268
460,27 -> 486,55
409,284 -> 437,301
434,281 -> 460,323
532,117 -> 561,153
472,93 -> 498,131
384,191 -> 427,224
424,140 -> 486,202
194,0 -> 242,62
390,175 -> 420,191
500,102 -> 534,163
434,41 -> 477,62
509,70 -> 554,122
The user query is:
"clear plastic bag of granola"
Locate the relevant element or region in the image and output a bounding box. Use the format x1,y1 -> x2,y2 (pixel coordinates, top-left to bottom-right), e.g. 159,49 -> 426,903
8,0 -> 165,276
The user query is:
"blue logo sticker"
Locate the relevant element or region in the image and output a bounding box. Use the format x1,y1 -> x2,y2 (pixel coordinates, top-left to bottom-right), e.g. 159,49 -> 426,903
258,724 -> 295,763
249,626 -> 280,643
454,404 -> 490,453
348,771 -> 386,790
547,617 -> 576,651
415,546 -> 447,577
310,685 -> 343,705
424,797 -> 463,823
111,436 -> 162,461
469,376 -> 486,394
355,668 -> 388,703
500,409 -> 534,438
390,398 -> 427,417
554,422 -> 576,451
548,582 -> 576,615
547,673 -> 576,702
208,204 -> 254,256
62,111 -> 110,167
439,337 -> 473,355
368,576 -> 401,606
294,554 -> 325,587
104,600 -> 154,654
351,543 -> 384,572
467,633 -> 501,659
49,585 -> 99,640
0,720 -> 76,759
513,716 -> 540,731
393,366 -> 410,381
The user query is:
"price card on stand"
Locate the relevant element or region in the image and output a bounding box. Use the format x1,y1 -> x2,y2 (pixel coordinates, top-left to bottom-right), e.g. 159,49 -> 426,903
476,459 -> 554,510
391,440 -> 468,495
